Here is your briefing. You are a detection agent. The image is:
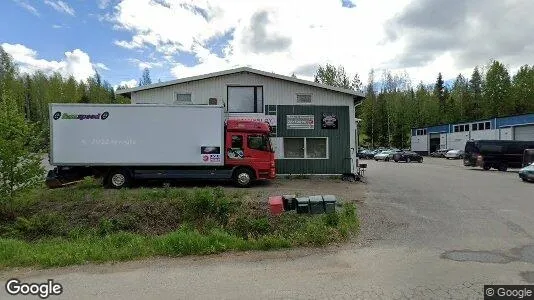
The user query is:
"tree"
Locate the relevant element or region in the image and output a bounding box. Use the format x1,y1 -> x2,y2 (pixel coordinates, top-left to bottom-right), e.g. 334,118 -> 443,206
511,65 -> 534,114
483,60 -> 512,117
434,72 -> 446,117
468,67 -> 483,119
314,64 -> 351,89
139,68 -> 152,86
0,89 -> 43,216
291,73 -> 297,78
351,73 -> 363,92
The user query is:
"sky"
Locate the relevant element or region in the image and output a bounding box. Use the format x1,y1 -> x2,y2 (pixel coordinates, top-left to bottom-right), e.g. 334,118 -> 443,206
1,0 -> 533,89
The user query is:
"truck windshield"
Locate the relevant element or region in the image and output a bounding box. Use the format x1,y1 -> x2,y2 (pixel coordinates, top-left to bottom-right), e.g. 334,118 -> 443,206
248,134 -> 271,152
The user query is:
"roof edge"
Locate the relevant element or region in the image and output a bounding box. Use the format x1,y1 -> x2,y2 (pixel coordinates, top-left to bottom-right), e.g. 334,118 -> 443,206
116,66 -> 365,98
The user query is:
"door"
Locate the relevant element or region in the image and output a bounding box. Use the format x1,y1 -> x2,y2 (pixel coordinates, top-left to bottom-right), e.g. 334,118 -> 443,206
514,125 -> 534,141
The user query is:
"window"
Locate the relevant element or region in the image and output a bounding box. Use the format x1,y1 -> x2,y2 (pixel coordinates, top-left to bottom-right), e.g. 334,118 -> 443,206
296,94 -> 312,104
227,86 -> 263,113
485,122 -> 491,130
478,123 -> 484,130
306,138 -> 327,158
175,93 -> 192,103
284,138 -> 304,158
454,125 -> 459,132
231,135 -> 243,149
472,124 -> 478,131
415,129 -> 427,136
248,135 -> 270,151
282,137 -> 328,159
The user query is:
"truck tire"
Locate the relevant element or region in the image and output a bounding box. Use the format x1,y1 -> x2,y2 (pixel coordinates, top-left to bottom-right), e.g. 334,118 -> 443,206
498,164 -> 508,172
483,164 -> 491,170
233,168 -> 254,188
106,169 -> 131,189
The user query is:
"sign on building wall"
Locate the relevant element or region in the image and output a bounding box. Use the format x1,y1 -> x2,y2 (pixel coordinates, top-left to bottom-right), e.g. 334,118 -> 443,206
228,114 -> 277,126
287,115 -> 314,130
321,114 -> 338,129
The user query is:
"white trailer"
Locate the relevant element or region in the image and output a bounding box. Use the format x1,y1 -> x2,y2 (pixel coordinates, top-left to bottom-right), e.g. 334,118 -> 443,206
50,104 -> 224,166
46,104 -> 275,188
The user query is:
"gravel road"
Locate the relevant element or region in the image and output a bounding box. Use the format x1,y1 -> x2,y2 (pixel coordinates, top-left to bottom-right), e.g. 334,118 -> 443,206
2,157 -> 534,299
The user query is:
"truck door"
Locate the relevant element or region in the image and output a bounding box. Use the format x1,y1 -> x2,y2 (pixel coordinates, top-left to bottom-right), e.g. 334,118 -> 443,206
244,134 -> 273,178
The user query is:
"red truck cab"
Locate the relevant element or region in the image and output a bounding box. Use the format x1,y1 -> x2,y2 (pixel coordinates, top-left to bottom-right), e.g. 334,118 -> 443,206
225,120 -> 276,186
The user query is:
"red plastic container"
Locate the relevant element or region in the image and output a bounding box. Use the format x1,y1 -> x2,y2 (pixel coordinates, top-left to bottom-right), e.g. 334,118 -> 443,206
268,196 -> 284,216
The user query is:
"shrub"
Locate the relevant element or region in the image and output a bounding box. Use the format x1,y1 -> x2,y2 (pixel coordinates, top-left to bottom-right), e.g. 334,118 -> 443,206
11,213 -> 67,240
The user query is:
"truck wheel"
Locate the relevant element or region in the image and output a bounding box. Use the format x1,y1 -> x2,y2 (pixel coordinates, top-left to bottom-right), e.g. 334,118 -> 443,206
233,168 -> 254,188
498,164 -> 508,172
106,169 -> 131,189
483,164 -> 491,171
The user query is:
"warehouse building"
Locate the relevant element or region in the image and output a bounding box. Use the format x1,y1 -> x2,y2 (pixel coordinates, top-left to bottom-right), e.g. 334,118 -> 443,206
116,67 -> 365,175
411,113 -> 534,154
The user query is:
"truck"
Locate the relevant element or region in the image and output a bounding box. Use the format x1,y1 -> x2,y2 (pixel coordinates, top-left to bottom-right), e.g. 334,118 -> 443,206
46,104 -> 275,188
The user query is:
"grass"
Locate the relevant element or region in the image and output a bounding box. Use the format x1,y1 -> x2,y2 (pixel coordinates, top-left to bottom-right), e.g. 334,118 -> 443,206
0,179 -> 359,269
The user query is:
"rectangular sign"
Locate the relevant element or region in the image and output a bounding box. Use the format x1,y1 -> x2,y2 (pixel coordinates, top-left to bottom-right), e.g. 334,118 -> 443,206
228,114 -> 277,126
287,115 -> 314,130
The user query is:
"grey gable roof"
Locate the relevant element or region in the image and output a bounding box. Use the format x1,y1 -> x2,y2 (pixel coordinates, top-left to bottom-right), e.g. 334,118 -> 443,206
116,67 -> 365,98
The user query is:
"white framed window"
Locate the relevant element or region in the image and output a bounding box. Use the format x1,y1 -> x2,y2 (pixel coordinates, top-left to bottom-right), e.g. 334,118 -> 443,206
282,137 -> 328,159
175,93 -> 192,103
485,121 -> 491,130
296,93 -> 312,104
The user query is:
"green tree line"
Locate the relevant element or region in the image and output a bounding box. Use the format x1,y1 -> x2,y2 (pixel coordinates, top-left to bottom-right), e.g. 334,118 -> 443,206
315,62 -> 534,149
0,46 -> 129,150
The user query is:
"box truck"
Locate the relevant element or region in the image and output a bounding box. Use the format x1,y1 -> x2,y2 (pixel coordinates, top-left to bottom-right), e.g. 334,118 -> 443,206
46,104 -> 275,188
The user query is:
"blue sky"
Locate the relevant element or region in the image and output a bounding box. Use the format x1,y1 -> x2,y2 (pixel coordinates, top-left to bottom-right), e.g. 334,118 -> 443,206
2,0 -> 531,89
2,0 -> 202,86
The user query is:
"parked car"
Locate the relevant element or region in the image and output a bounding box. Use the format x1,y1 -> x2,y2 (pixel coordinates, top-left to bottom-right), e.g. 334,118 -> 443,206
360,149 -> 379,159
519,163 -> 534,182
393,151 -> 423,163
445,149 -> 464,159
431,148 -> 451,157
374,150 -> 395,161
464,140 -> 534,171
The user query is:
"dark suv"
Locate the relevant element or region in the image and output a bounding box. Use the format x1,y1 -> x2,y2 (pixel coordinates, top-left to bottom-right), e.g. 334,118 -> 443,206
464,140 -> 534,171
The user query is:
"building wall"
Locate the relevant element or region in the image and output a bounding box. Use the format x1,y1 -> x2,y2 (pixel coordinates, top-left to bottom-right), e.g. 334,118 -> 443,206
411,135 -> 428,152
275,105 -> 351,174
446,132 -> 470,150
131,72 -> 354,107
470,129 -> 498,140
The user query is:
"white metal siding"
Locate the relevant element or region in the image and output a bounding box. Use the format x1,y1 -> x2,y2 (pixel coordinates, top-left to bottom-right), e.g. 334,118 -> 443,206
500,127 -> 513,140
440,134 -> 447,149
470,129 -> 498,140
131,72 -> 354,108
446,132 -> 470,150
411,135 -> 428,152
514,125 -> 534,141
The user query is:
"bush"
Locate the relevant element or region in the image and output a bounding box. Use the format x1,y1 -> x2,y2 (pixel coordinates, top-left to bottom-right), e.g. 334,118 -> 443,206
11,213 -> 67,240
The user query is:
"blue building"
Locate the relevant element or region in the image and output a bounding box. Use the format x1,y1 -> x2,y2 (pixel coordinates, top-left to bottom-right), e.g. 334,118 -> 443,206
411,113 -> 534,154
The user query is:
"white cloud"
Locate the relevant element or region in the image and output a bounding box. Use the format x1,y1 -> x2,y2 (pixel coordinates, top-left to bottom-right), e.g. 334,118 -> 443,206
44,0 -> 75,16
52,24 -> 62,29
114,79 -> 138,90
1,43 -> 96,81
94,63 -> 110,70
12,0 -> 39,16
108,0 -> 534,84
128,58 -> 163,70
98,0 -> 111,9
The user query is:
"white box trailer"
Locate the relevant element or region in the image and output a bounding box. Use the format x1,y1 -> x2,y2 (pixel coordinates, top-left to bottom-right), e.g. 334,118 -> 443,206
46,104 -> 275,188
50,104 -> 224,166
